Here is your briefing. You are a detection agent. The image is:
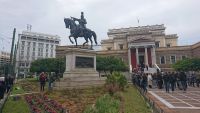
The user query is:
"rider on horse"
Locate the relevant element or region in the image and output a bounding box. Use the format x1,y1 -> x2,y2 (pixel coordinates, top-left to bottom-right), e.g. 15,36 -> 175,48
71,12 -> 87,35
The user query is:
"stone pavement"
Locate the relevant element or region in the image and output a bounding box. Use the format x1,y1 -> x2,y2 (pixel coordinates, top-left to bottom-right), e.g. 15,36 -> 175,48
147,87 -> 200,113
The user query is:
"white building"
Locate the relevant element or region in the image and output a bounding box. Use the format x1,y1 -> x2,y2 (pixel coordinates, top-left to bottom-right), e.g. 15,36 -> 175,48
16,31 -> 60,76
0,51 -> 10,66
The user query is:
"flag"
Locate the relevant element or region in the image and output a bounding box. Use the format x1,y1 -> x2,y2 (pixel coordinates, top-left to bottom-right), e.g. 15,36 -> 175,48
137,18 -> 140,24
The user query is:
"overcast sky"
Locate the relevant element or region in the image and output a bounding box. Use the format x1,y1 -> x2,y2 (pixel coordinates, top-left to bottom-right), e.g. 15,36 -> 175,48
0,0 -> 200,52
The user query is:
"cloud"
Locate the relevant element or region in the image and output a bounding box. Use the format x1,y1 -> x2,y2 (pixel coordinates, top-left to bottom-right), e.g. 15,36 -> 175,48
0,0 -> 200,52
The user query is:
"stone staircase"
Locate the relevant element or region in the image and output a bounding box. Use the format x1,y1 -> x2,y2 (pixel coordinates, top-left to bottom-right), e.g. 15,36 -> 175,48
144,67 -> 157,73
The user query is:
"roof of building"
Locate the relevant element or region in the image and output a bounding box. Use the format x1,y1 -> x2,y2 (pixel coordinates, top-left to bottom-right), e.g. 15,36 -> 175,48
108,24 -> 165,35
20,31 -> 61,41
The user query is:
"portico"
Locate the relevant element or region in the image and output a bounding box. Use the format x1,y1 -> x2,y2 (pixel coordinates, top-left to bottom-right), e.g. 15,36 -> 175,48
128,41 -> 156,72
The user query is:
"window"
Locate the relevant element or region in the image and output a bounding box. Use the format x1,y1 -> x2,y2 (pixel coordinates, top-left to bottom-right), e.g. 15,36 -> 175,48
119,44 -> 123,50
33,42 -> 36,47
50,53 -> 53,57
21,46 -> 24,50
38,43 -> 44,47
160,56 -> 165,64
155,42 -> 160,48
38,43 -> 44,57
20,63 -> 25,66
27,51 -> 30,56
182,56 -> 186,60
38,48 -> 43,57
22,41 -> 25,46
107,47 -> 112,50
51,45 -> 54,48
166,43 -> 171,47
20,56 -> 24,60
32,52 -> 35,56
27,42 -> 31,46
33,48 -> 35,51
21,36 -> 26,40
32,57 -> 35,60
26,56 -> 29,60
46,53 -> 48,57
46,44 -> 49,48
26,63 -> 29,67
55,41 -> 59,44
33,38 -> 37,41
21,51 -> 24,56
170,56 -> 176,64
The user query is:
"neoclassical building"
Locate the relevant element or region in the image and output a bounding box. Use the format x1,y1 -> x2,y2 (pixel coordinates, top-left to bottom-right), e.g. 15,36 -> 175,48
98,24 -> 200,72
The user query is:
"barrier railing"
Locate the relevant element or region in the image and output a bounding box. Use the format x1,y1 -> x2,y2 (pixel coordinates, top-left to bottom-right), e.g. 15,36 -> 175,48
135,85 -> 165,113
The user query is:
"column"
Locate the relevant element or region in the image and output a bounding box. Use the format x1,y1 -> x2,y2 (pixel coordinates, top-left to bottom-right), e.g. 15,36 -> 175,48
145,47 -> 148,66
128,48 -> 132,73
151,46 -> 156,66
136,47 -> 139,65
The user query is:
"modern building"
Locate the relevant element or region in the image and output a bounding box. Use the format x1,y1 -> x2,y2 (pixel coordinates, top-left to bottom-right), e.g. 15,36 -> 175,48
16,31 -> 60,76
98,24 -> 200,72
0,51 -> 10,75
0,51 -> 10,66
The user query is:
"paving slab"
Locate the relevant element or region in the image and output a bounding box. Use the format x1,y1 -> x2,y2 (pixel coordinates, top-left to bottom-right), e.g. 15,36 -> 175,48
147,86 -> 200,113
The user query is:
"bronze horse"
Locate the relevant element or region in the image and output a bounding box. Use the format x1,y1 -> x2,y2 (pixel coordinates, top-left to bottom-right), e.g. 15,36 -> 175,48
64,18 -> 97,49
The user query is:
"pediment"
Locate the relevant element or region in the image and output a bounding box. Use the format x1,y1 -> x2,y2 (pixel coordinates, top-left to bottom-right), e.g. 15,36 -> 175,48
129,37 -> 154,43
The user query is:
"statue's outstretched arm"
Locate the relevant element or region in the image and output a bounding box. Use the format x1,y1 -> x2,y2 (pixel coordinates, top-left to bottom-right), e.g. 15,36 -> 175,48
71,17 -> 79,21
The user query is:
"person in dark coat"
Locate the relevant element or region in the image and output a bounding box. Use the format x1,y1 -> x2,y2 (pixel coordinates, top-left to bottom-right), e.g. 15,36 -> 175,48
39,72 -> 47,91
180,72 -> 187,92
163,72 -> 170,93
5,76 -> 11,93
0,81 -> 6,100
157,73 -> 163,89
169,72 -> 176,92
142,74 -> 148,94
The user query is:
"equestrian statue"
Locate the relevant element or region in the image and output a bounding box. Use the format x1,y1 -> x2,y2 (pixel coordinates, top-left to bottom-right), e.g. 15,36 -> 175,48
64,12 -> 97,49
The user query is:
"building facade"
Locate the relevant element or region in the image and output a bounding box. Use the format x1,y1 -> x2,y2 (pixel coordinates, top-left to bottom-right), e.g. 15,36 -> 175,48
99,24 -> 200,72
0,51 -> 10,67
16,31 -> 60,76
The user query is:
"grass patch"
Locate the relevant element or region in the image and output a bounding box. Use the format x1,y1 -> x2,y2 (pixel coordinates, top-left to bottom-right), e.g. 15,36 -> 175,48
84,94 -> 120,113
46,86 -> 106,113
11,84 -> 25,95
121,86 -> 151,113
2,96 -> 30,113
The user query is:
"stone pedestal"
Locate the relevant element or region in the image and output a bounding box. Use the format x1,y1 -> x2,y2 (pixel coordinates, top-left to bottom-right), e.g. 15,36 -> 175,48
54,48 -> 105,89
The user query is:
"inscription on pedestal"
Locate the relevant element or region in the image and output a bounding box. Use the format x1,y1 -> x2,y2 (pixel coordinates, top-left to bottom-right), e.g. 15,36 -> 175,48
75,56 -> 94,68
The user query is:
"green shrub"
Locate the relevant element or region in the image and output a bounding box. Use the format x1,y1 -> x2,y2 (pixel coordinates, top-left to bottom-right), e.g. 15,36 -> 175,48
84,94 -> 120,113
106,71 -> 128,95
83,106 -> 96,113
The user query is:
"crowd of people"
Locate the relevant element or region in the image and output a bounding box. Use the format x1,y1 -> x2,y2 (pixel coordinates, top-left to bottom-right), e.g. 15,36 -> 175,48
132,70 -> 200,93
0,76 -> 14,100
39,72 -> 56,91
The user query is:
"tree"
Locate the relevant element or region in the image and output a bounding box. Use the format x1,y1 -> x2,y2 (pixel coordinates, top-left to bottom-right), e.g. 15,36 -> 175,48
172,58 -> 200,71
96,56 -> 128,74
30,58 -> 65,74
0,64 -> 9,76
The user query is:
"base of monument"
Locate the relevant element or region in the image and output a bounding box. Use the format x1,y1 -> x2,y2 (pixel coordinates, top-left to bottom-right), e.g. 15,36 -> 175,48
53,72 -> 106,89
54,47 -> 105,89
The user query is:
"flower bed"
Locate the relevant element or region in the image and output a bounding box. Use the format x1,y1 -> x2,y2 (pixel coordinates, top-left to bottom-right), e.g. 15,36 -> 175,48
25,94 -> 66,113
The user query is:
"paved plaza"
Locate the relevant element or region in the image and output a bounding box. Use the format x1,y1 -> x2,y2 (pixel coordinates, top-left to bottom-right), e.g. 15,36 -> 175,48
148,87 -> 200,113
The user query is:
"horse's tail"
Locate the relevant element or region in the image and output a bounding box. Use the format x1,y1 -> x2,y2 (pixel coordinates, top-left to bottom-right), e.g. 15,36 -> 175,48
91,31 -> 97,45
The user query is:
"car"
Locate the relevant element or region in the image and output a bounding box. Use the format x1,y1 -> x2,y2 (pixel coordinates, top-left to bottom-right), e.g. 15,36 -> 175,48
0,77 -> 5,81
